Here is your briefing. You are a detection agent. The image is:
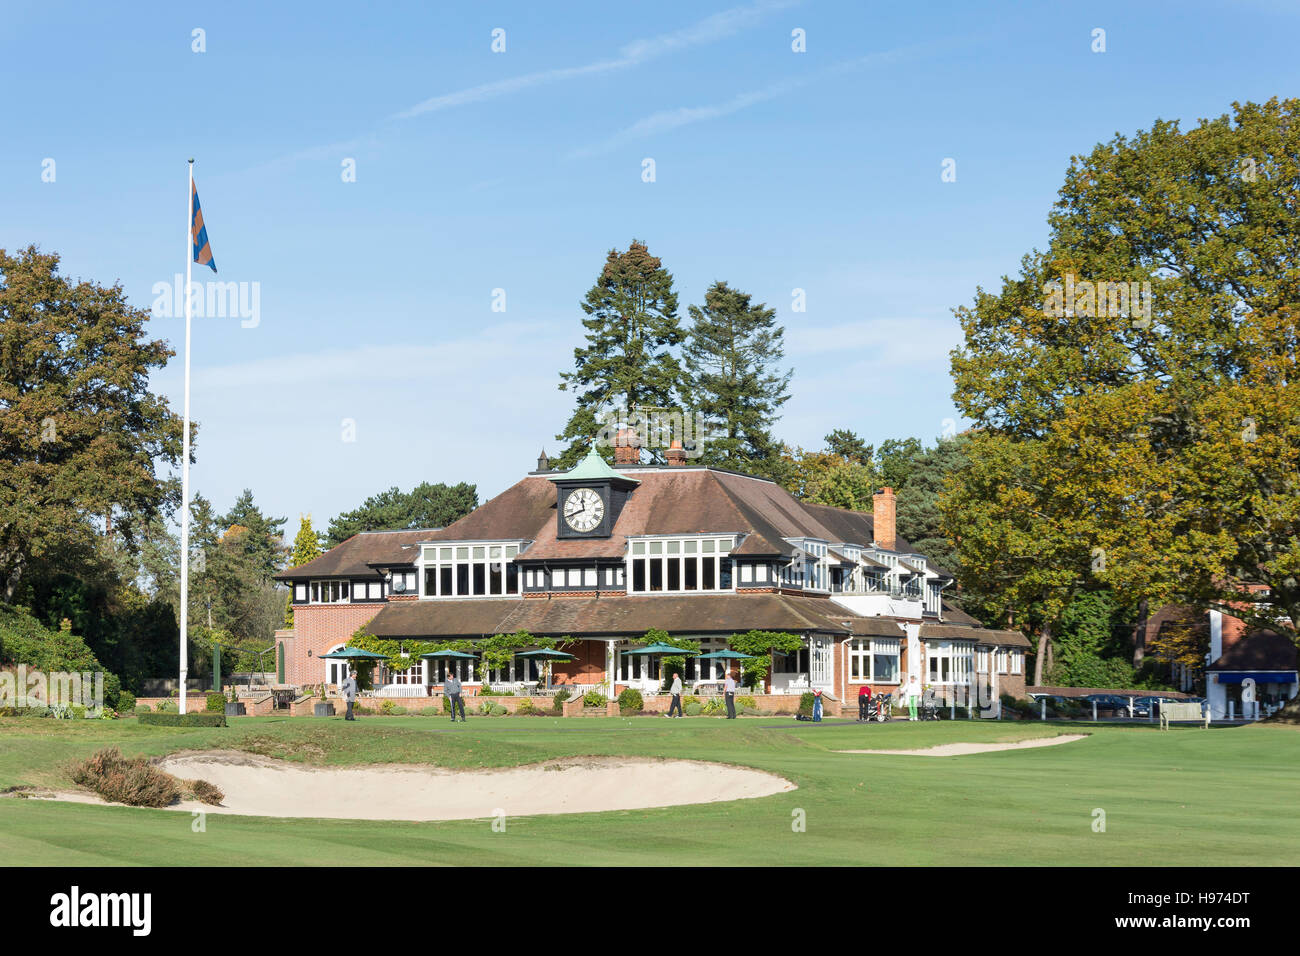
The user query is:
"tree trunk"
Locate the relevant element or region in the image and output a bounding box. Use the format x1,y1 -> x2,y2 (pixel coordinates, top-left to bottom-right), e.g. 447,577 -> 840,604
1132,597 -> 1149,666
1033,622 -> 1053,686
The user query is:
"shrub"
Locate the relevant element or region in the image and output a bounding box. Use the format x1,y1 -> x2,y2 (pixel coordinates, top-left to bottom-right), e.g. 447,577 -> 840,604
390,705 -> 408,716
737,695 -> 757,710
617,688 -> 643,715
490,702 -> 507,716
798,692 -> 816,717
156,699 -> 176,713
135,712 -> 227,728
552,689 -> 571,710
98,708 -> 118,720
479,685 -> 494,697
684,701 -> 703,716
516,697 -> 535,714
134,703 -> 152,713
205,692 -> 226,713
583,690 -> 607,707
442,696 -> 452,713
188,779 -> 224,805
701,699 -> 724,716
379,699 -> 397,715
70,747 -> 180,808
117,692 -> 136,713
419,706 -> 442,717
70,704 -> 86,719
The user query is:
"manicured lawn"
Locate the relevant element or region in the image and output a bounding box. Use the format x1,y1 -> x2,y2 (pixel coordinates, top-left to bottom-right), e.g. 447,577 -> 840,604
0,715 -> 1294,866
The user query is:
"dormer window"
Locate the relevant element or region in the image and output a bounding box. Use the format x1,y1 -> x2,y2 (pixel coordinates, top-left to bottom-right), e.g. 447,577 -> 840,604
627,536 -> 735,593
421,543 -> 522,597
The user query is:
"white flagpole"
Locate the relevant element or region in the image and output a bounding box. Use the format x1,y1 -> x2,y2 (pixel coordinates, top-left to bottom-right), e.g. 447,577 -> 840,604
179,159 -> 194,715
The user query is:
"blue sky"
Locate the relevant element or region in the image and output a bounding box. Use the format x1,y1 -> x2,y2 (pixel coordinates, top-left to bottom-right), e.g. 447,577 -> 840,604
2,0 -> 1297,533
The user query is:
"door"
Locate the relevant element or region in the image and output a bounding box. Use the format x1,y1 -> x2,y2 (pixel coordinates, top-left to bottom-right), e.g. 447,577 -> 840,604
810,636 -> 832,689
324,646 -> 348,687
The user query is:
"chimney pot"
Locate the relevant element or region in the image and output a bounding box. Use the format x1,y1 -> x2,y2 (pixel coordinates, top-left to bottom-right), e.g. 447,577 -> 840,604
665,439 -> 687,466
613,428 -> 641,466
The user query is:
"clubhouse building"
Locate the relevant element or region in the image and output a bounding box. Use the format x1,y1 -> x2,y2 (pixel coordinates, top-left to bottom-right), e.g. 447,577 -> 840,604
274,442 -> 1029,705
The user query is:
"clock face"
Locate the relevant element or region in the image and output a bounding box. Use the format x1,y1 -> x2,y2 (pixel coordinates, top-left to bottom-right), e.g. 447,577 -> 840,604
563,487 -> 605,533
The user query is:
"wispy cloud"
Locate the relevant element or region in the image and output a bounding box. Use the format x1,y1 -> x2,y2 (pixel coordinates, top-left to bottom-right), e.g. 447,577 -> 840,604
392,0 -> 800,120
569,40 -> 954,158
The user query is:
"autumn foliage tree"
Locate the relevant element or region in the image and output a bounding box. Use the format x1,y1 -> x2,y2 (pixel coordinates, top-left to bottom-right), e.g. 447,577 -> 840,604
0,246 -> 182,602
946,98 -> 1300,678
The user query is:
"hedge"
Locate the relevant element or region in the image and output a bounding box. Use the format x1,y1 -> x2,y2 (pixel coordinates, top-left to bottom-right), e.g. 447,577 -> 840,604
135,712 -> 227,728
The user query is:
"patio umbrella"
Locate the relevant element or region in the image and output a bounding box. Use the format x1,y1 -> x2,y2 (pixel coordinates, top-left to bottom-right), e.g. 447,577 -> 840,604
318,647 -> 390,694
622,642 -> 700,656
622,642 -> 699,689
318,647 -> 390,660
514,648 -> 576,692
697,649 -> 755,683
419,649 -> 479,685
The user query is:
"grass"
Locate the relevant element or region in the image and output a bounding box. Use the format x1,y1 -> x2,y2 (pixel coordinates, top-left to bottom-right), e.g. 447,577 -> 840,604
0,714 -> 1295,866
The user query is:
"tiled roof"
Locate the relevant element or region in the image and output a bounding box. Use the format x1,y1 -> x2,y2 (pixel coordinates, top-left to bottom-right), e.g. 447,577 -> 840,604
272,529 -> 434,580
277,466 -> 948,583
365,592 -> 869,639
920,623 -> 1032,648
1207,630 -> 1298,672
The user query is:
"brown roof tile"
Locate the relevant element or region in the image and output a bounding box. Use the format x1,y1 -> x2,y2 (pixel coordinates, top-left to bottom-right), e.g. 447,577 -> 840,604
365,592 -> 874,640
1207,630 -> 1298,672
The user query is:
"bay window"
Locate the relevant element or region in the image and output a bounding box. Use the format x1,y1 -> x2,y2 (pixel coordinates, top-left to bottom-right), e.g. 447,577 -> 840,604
422,543 -> 522,597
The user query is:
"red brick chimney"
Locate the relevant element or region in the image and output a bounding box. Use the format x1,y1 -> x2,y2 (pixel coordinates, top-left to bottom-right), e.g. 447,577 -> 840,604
665,439 -> 687,466
613,428 -> 641,466
873,486 -> 897,551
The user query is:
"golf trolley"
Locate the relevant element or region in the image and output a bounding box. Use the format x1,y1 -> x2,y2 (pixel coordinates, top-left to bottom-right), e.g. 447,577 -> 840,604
920,688 -> 943,721
856,692 -> 893,722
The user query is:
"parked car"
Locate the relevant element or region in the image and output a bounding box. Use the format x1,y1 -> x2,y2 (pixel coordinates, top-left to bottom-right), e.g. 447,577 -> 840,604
1081,694 -> 1132,715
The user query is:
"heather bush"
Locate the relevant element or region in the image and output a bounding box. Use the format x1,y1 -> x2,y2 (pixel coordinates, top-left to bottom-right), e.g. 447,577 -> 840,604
70,747 -> 180,808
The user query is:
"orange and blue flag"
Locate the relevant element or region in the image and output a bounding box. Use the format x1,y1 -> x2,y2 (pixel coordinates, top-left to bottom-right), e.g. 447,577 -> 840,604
191,180 -> 217,273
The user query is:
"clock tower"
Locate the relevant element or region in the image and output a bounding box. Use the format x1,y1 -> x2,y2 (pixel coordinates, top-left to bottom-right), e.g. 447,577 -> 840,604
548,446 -> 640,539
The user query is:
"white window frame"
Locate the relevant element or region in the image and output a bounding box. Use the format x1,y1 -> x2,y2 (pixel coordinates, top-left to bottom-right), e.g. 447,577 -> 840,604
626,536 -> 736,594
420,542 -> 522,598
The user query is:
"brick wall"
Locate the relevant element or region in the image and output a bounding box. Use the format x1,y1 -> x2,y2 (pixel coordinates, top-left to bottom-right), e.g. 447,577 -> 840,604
281,603 -> 386,687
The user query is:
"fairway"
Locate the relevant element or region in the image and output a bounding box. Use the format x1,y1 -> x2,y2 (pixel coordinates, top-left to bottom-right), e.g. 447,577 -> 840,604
1,715 -> 1295,866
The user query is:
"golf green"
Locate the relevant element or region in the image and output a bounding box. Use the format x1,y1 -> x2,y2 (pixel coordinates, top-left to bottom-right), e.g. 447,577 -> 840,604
1,715 -> 1294,866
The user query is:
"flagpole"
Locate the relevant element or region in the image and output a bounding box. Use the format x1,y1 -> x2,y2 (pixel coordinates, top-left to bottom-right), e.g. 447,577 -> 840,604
180,159 -> 194,715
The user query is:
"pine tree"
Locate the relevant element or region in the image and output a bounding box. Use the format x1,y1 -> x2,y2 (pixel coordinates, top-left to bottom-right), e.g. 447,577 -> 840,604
556,240 -> 685,466
683,281 -> 791,470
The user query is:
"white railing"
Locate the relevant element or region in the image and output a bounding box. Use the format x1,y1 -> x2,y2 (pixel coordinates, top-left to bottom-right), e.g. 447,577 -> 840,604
376,684 -> 427,698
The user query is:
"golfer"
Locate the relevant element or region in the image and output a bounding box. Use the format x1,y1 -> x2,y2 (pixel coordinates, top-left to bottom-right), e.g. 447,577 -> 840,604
445,669 -> 466,722
901,675 -> 920,721
667,672 -> 684,717
342,668 -> 358,721
723,670 -> 737,719
858,684 -> 872,721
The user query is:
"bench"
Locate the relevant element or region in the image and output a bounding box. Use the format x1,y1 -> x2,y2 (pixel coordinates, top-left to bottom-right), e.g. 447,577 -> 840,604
1159,701 -> 1209,729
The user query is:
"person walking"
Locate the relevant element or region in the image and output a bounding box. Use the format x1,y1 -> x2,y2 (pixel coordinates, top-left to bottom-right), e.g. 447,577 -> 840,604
723,670 -> 737,719
858,684 -> 872,721
812,688 -> 824,722
444,668 -> 466,722
667,672 -> 684,717
342,668 -> 358,721
902,675 -> 920,721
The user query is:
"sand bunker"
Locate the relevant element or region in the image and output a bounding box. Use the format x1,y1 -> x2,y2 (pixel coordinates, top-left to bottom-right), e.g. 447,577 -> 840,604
834,733 -> 1088,757
41,752 -> 794,821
